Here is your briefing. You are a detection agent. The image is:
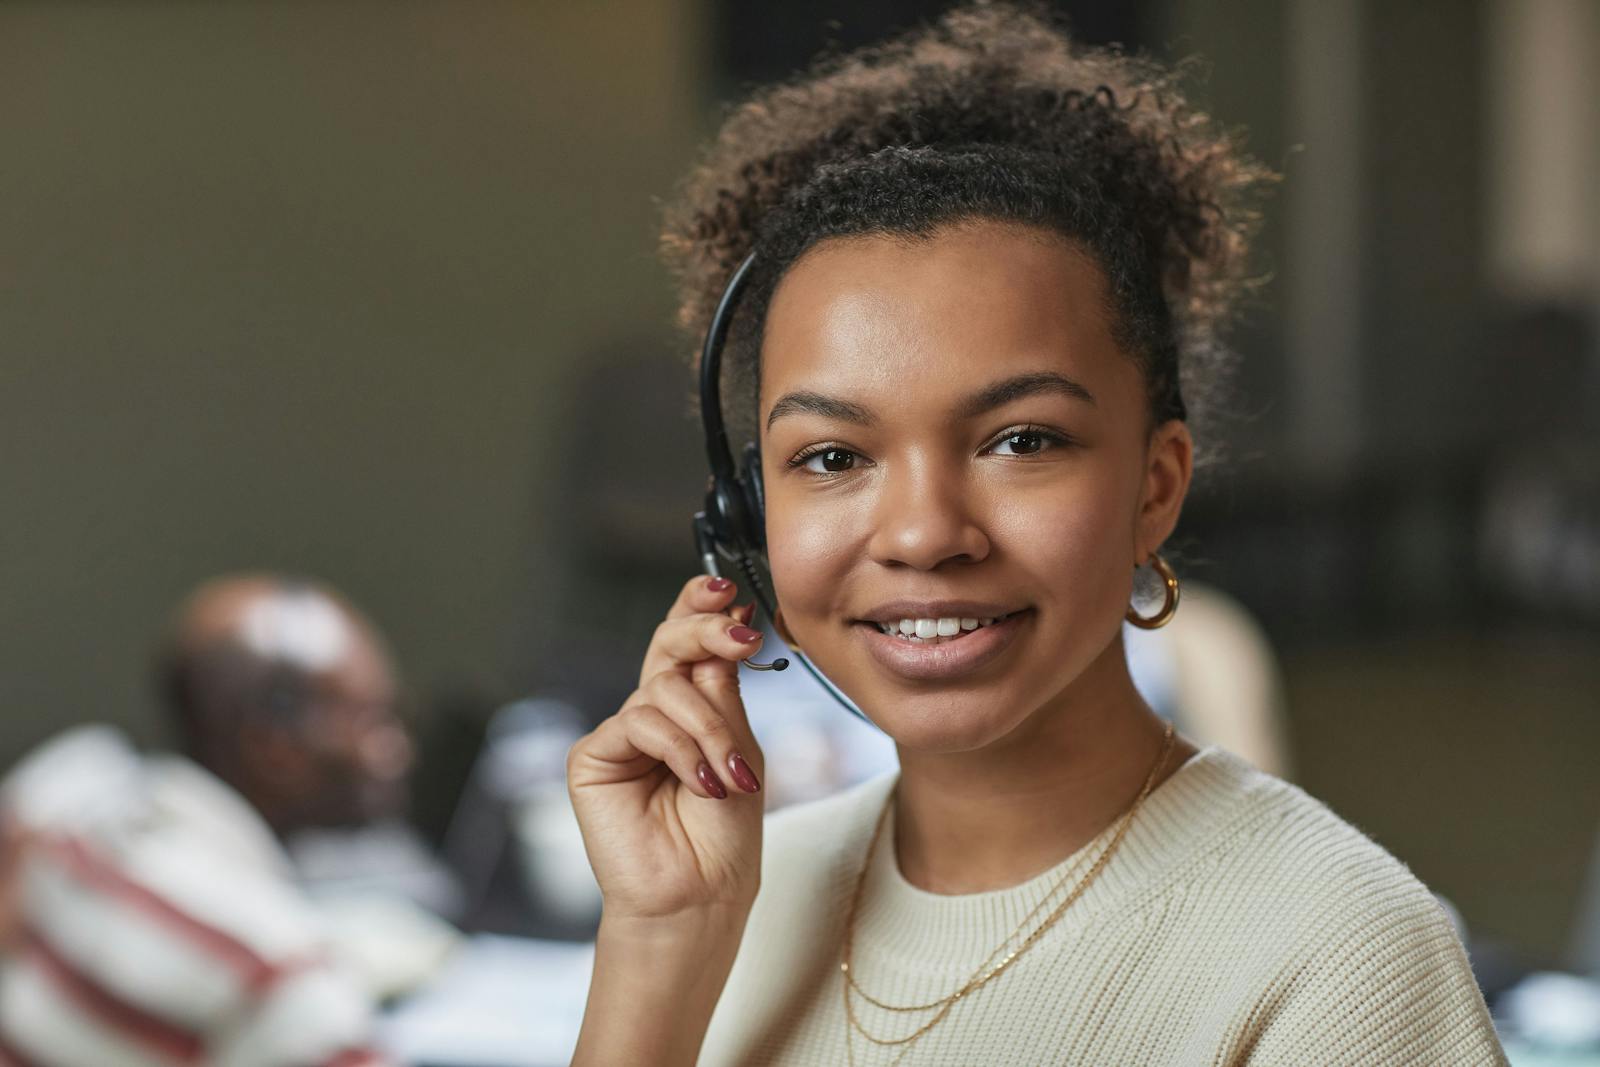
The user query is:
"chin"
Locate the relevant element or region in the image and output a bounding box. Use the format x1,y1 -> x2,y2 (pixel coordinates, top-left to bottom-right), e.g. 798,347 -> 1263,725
859,689 -> 1031,754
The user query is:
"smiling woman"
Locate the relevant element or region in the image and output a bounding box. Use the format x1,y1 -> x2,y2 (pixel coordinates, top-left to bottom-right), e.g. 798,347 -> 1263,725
564,5 -> 1505,1066
758,227 -> 1186,750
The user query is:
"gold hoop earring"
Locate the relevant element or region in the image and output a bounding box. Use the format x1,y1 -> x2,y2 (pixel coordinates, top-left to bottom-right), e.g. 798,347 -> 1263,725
1126,554 -> 1180,630
772,607 -> 801,652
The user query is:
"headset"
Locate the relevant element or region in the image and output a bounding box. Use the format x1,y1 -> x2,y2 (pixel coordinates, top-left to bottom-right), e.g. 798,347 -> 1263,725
692,252 -> 870,722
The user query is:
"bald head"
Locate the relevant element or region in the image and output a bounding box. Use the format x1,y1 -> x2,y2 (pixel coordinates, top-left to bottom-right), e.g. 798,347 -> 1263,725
159,575 -> 412,833
176,576 -> 359,673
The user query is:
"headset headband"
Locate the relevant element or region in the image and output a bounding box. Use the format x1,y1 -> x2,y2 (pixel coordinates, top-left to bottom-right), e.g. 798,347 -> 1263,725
693,251 -> 870,722
699,252 -> 758,489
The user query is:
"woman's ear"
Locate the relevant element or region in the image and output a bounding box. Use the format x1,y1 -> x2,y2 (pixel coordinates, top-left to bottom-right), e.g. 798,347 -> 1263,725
1135,419 -> 1194,560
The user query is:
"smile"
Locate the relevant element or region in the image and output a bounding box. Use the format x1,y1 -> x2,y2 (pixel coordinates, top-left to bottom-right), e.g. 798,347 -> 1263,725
870,611 -> 1022,644
853,609 -> 1030,681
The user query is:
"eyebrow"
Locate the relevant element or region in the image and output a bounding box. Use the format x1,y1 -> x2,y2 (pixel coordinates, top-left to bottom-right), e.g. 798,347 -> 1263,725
765,371 -> 1095,432
954,371 -> 1096,418
765,391 -> 874,431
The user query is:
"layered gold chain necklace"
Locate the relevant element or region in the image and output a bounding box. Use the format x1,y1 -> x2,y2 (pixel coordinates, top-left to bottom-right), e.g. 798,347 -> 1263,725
840,723 -> 1177,1067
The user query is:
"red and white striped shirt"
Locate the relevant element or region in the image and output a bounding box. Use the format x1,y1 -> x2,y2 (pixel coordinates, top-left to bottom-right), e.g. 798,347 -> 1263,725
0,728 -> 392,1067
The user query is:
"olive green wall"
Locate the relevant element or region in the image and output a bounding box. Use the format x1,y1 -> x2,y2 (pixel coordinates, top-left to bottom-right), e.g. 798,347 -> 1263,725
0,1 -> 704,751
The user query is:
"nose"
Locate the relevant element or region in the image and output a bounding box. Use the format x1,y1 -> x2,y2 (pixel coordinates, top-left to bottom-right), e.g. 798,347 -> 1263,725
866,456 -> 991,571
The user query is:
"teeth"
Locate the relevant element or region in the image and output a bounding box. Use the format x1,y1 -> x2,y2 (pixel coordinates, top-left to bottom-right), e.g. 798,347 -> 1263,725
873,612 -> 1012,642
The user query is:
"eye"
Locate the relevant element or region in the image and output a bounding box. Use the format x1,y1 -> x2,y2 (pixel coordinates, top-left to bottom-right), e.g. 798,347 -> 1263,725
984,424 -> 1074,458
990,429 -> 1050,456
801,447 -> 858,473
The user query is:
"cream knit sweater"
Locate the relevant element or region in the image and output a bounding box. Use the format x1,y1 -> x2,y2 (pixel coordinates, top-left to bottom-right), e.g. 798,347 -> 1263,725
698,746 -> 1505,1065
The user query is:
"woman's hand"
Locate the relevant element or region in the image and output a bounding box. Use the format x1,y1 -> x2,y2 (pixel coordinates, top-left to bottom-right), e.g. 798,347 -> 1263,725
567,576 -> 768,1066
566,574 -> 767,924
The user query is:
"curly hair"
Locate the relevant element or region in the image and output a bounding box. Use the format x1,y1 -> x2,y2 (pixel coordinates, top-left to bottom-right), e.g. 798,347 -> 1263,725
661,1 -> 1275,443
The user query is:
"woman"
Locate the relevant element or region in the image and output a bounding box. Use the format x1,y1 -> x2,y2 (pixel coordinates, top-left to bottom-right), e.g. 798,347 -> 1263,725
566,6 -> 1505,1064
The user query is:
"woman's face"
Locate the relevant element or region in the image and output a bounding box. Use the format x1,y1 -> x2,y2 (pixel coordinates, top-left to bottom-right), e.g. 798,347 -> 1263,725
759,221 -> 1191,752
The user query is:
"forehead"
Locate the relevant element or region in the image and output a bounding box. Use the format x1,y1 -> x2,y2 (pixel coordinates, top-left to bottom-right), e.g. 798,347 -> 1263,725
758,222 -> 1134,417
307,622 -> 397,710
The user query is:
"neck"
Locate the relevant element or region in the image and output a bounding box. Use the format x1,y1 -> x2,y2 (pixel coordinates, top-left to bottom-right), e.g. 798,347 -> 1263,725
891,635 -> 1197,895
208,762 -> 299,839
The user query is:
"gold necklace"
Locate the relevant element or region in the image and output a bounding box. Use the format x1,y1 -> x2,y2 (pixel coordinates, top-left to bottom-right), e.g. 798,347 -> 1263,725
841,723 -> 1176,1067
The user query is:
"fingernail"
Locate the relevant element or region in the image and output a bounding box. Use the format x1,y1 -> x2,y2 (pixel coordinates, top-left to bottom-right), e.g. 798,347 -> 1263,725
706,576 -> 733,592
696,762 -> 728,799
728,753 -> 761,794
729,625 -> 762,644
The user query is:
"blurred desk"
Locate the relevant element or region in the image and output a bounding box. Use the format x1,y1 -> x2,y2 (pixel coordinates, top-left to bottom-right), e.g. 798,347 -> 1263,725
1498,971 -> 1600,1067
379,935 -> 592,1067
1504,1043 -> 1600,1067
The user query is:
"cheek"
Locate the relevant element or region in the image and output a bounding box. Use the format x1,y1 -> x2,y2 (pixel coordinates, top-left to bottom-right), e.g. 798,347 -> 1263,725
765,496 -> 864,625
997,473 -> 1137,618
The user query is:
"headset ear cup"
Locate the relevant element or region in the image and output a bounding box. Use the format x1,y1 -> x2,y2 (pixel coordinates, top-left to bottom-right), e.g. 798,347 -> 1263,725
740,442 -> 767,551
707,481 -> 745,557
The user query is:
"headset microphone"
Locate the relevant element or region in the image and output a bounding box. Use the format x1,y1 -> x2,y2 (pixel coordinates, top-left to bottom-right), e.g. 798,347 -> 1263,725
693,253 -> 870,719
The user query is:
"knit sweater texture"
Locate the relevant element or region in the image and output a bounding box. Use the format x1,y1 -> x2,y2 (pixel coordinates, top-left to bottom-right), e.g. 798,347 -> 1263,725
698,746 -> 1505,1065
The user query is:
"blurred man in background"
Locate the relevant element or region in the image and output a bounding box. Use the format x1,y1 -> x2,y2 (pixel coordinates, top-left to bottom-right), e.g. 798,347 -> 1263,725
161,575 -> 461,930
0,575 -> 457,1066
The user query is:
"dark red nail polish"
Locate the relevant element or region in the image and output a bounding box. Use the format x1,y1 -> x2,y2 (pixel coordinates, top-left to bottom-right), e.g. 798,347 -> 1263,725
729,625 -> 762,644
696,762 -> 728,799
728,753 -> 761,794
706,576 -> 733,592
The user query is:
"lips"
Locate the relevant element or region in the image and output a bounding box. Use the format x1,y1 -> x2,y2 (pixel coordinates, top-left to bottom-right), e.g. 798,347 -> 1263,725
853,608 -> 1030,681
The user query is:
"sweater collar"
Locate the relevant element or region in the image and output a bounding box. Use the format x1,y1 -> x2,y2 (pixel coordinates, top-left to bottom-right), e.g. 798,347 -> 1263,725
849,745 -> 1255,970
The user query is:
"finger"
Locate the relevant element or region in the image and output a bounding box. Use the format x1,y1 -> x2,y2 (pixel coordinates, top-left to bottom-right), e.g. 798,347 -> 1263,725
686,602 -> 763,725
641,669 -> 763,792
639,611 -> 763,686
580,705 -> 730,800
697,602 -> 765,695
666,574 -> 739,622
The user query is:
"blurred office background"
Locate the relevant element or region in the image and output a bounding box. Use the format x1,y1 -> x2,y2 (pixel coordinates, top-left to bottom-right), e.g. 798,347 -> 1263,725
1,0 -> 1597,1039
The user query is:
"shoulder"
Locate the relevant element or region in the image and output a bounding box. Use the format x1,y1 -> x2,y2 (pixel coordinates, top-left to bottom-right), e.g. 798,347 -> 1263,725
4,731 -> 333,966
1171,748 -> 1440,909
0,725 -> 149,831
1159,750 -> 1482,995
1170,751 -> 1503,1062
4,771 -> 380,1065
1232,761 -> 1469,970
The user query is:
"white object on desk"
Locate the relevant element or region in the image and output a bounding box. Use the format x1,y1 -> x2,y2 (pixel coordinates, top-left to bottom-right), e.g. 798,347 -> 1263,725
378,935 -> 593,1067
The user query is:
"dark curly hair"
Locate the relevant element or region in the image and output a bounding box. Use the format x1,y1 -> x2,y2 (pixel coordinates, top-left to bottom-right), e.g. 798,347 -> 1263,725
661,1 -> 1275,446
